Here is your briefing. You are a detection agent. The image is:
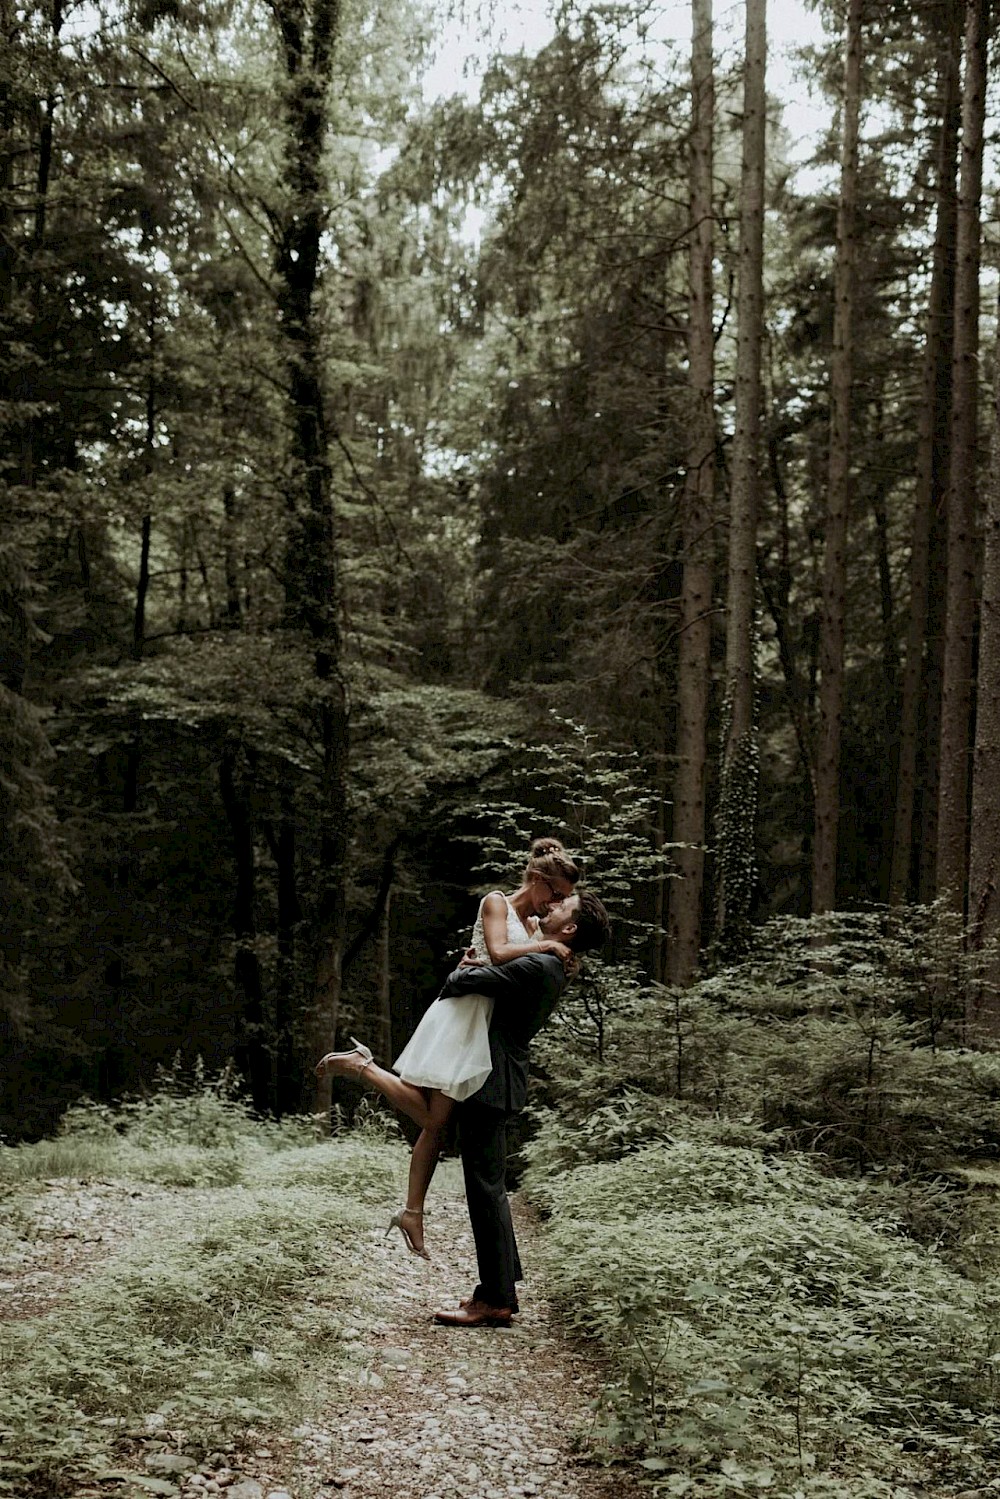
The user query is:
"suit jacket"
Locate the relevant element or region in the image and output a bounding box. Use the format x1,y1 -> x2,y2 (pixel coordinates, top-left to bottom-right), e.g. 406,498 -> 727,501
438,952 -> 566,1114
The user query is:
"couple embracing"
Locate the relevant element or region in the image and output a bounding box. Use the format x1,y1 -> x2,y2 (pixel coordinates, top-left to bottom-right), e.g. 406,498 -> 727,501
316,838 -> 611,1327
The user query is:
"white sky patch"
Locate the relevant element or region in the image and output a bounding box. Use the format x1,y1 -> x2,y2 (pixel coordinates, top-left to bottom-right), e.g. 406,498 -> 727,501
424,0 -> 831,164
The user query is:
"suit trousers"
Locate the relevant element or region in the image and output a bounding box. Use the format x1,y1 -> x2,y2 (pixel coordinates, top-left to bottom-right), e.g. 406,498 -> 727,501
458,1100 -> 523,1310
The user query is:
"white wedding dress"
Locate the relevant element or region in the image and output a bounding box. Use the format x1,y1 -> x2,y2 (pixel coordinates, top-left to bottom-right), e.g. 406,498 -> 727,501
392,895 -> 532,1102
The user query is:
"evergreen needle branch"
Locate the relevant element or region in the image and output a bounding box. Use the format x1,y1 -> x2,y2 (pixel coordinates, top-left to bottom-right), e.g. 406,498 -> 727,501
126,46 -> 199,113
219,213 -> 279,298
329,426 -> 416,572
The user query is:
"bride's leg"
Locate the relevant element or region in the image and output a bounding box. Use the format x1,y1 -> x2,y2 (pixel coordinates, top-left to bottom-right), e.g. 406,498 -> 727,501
401,1090 -> 454,1255
316,1049 -> 435,1130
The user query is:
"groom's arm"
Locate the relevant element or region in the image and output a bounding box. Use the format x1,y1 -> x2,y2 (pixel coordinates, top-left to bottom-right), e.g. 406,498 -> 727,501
439,952 -> 565,1007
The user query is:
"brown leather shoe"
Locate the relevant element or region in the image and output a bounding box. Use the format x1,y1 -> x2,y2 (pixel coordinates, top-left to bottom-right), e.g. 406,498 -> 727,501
460,1297 -> 519,1313
434,1298 -> 513,1327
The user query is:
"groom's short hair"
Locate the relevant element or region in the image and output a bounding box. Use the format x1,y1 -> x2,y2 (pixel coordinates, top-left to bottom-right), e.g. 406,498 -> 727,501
569,890 -> 611,954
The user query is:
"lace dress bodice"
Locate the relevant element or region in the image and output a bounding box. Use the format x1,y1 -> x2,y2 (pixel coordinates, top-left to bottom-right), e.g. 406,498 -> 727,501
469,894 -> 533,963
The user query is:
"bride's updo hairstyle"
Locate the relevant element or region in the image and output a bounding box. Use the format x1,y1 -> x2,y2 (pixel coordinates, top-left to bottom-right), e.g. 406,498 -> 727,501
524,836 -> 580,887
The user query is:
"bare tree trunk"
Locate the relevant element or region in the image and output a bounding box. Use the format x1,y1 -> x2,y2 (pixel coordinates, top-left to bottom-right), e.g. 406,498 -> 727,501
920,504 -> 948,901
377,888 -> 393,1062
133,514 -> 151,661
11,0 -> 63,487
219,739 -> 272,1112
890,4 -> 962,904
133,287 -> 158,662
667,0 -> 714,986
192,522 -> 216,626
653,801 -> 666,983
759,439 -> 815,854
269,0 -> 349,1121
222,483 -> 242,624
812,0 -> 863,916
0,0 -> 12,327
936,0 -> 988,909
177,522 -> 189,634
968,290 -> 1000,1035
269,772 -> 300,1116
714,0 -> 765,958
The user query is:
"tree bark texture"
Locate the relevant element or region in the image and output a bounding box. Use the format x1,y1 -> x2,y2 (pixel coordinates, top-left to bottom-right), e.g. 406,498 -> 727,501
714,0 -> 764,957
0,0 -> 12,327
812,0 -> 863,916
222,484 -> 243,624
667,0 -> 714,986
968,293 -> 1000,1034
936,0 -> 987,910
274,772 -> 299,1115
377,888 -> 393,1063
890,4 -> 961,904
219,740 -> 272,1113
269,0 -> 349,1120
913,501 -> 948,901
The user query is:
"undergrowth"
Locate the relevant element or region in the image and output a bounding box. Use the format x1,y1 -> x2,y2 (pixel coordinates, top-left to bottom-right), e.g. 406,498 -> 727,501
524,907 -> 1000,1497
0,1074 -> 405,1498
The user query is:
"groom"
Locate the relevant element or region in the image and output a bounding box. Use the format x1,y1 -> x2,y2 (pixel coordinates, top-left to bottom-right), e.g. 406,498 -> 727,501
433,888 -> 611,1328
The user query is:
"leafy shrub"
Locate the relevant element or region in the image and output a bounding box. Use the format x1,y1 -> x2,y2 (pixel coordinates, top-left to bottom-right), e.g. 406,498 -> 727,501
0,1061 -> 322,1188
532,908 -> 1000,1176
524,909 -> 1000,1493
61,1057 -> 255,1148
525,1139 -> 1000,1493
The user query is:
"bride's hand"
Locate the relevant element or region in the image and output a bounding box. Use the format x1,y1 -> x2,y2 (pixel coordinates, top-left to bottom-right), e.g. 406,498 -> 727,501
535,939 -> 578,976
457,945 -> 485,969
536,938 -> 572,962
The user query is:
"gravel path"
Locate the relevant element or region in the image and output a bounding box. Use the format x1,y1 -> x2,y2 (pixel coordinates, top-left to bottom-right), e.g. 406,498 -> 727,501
0,1179 -> 156,1322
1,1166 -> 644,1499
232,1174 -> 644,1499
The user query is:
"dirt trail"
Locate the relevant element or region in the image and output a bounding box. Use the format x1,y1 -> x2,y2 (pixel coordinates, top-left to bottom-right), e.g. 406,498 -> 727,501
0,1180 -> 155,1322
240,1176 -> 642,1499
1,1169 -> 643,1499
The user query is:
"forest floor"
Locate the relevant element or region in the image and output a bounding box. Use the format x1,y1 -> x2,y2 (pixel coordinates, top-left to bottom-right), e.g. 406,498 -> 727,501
0,1154 -> 645,1499
227,1176 -> 645,1499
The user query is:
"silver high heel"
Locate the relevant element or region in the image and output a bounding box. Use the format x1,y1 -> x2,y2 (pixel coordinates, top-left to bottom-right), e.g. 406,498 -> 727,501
346,1037 -> 374,1071
316,1038 -> 374,1078
386,1208 -> 430,1261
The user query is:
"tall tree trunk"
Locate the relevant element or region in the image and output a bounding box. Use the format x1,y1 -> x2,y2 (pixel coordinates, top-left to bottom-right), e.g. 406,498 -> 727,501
219,739 -> 272,1112
269,0 -> 349,1121
667,0 -> 714,986
15,0 -> 63,487
759,440 -> 816,882
812,0 -> 863,915
133,287 -> 157,662
274,772 -> 299,1115
968,291 -> 1000,1035
377,888 -> 393,1062
714,0 -> 765,958
920,504 -> 949,901
890,6 -> 962,904
0,0 -> 12,325
32,2 -> 62,250
936,0 -> 988,909
223,483 -> 242,624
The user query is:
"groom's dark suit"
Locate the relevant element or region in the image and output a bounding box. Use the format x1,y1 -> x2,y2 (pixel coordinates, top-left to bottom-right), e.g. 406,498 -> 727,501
438,952 -> 566,1311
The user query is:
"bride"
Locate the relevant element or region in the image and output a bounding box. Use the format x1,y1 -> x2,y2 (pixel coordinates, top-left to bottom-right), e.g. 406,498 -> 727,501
314,837 -> 579,1257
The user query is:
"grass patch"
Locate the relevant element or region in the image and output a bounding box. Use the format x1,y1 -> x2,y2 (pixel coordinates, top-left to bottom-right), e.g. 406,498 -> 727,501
0,1086 -> 408,1497
523,1138 -> 1000,1497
